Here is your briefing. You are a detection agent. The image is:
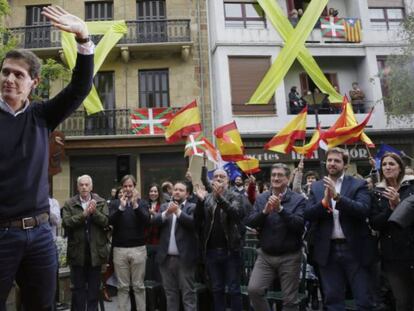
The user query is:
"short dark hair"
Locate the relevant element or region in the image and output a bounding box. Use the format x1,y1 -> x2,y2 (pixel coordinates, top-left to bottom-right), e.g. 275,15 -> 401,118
1,49 -> 41,79
174,181 -> 189,194
326,147 -> 349,165
271,163 -> 291,178
305,170 -> 319,180
120,174 -> 136,187
379,152 -> 405,184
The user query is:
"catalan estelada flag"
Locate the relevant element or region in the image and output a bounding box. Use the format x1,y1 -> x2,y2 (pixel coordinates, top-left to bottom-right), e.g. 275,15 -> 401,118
322,96 -> 374,148
214,121 -> 245,161
265,106 -> 307,154
293,125 -> 322,158
323,108 -> 374,148
236,156 -> 260,174
164,100 -> 202,143
345,18 -> 362,43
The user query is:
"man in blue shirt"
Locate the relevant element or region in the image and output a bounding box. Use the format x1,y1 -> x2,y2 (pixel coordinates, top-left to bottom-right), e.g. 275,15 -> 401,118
0,6 -> 94,310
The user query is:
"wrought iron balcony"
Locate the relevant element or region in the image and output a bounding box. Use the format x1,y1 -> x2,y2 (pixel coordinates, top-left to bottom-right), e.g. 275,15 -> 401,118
57,109 -> 132,137
6,19 -> 191,49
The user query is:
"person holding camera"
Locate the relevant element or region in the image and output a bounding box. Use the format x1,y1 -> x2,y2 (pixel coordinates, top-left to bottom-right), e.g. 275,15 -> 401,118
371,152 -> 414,311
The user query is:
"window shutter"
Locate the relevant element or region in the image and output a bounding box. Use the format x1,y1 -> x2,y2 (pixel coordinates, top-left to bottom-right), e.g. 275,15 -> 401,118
228,56 -> 276,115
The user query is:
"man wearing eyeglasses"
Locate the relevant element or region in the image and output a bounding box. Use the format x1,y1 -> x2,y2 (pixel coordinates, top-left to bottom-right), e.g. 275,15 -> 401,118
246,163 -> 306,311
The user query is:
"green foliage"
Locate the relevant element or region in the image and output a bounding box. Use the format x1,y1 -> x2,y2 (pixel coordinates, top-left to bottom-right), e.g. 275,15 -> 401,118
0,0 -> 15,60
34,59 -> 70,101
383,13 -> 414,116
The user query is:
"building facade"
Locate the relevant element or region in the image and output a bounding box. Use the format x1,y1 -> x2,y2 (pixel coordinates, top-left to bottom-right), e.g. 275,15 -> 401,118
5,0 -> 212,202
207,0 -> 414,180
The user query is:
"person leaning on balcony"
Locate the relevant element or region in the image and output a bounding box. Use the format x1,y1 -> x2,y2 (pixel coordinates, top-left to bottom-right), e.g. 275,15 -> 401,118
349,82 -> 366,113
109,175 -> 150,311
62,175 -> 109,311
0,6 -> 94,311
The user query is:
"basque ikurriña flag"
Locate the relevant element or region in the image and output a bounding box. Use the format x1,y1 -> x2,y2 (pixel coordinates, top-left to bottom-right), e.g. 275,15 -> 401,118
320,16 -> 346,38
131,107 -> 175,135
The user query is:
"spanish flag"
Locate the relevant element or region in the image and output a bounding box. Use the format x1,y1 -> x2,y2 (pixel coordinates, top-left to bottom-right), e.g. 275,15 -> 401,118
265,106 -> 307,154
293,126 -> 322,158
236,156 -> 260,174
214,121 -> 245,161
323,108 -> 374,148
322,96 -> 374,148
164,100 -> 202,143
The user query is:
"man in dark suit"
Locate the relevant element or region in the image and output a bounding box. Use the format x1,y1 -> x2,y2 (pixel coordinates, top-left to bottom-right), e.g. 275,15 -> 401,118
305,147 -> 375,311
153,181 -> 198,311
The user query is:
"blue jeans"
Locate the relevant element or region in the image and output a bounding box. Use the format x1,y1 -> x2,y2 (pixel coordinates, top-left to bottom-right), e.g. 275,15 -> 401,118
319,242 -> 373,311
206,249 -> 242,311
0,222 -> 57,311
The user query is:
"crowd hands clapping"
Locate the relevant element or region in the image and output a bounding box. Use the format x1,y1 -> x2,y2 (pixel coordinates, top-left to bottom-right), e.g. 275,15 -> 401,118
55,147 -> 414,311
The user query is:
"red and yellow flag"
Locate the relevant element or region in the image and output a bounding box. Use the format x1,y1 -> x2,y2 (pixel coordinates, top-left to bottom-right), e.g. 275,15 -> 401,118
323,108 -> 374,148
214,121 -> 245,161
322,96 -> 374,148
236,156 -> 260,174
165,100 -> 202,143
265,106 -> 307,154
293,126 -> 322,158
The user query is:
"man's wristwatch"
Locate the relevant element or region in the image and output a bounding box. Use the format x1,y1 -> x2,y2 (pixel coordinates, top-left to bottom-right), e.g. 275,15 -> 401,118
333,193 -> 341,202
75,36 -> 90,44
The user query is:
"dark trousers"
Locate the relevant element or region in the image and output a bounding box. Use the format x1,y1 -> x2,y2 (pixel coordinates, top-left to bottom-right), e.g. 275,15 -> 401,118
384,262 -> 414,311
0,222 -> 57,311
319,242 -> 373,311
70,265 -> 101,311
205,249 -> 242,311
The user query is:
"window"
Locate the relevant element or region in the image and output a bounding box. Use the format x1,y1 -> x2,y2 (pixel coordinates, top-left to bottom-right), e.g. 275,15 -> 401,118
224,2 -> 266,28
139,69 -> 169,108
25,5 -> 51,48
136,0 -> 166,20
228,57 -> 275,115
369,7 -> 404,29
85,1 -> 113,21
377,56 -> 390,99
85,71 -> 116,135
136,0 -> 167,42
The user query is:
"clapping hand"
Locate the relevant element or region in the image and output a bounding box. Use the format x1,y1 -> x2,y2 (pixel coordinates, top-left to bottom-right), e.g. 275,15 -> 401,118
167,201 -> 179,215
263,194 -> 282,214
42,6 -> 89,39
83,199 -> 97,217
212,181 -> 225,199
383,187 -> 400,210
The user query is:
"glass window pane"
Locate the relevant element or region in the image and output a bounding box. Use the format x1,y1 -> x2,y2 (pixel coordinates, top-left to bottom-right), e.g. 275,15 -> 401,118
387,9 -> 403,19
161,74 -> 167,90
225,20 -> 244,28
147,73 -> 153,90
140,73 -> 146,91
155,93 -> 160,106
162,94 -> 168,107
224,3 -> 242,18
245,4 -> 264,18
369,8 -> 385,19
246,20 -> 265,28
154,74 -> 160,91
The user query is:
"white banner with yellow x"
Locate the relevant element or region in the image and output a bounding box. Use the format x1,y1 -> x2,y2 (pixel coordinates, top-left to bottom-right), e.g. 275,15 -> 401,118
61,20 -> 127,115
248,0 -> 342,105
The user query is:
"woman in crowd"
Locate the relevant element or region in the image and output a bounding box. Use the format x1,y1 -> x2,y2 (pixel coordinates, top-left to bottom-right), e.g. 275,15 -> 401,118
371,152 -> 414,311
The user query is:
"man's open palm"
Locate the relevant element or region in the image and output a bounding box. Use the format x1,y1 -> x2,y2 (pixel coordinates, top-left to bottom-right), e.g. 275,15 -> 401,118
42,6 -> 88,38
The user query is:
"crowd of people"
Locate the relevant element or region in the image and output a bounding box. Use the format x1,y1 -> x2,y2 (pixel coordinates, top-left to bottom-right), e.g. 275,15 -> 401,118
51,147 -> 414,311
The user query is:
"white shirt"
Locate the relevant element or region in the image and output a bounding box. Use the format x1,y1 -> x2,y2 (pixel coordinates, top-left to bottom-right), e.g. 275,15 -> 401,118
162,201 -> 185,255
331,174 -> 346,239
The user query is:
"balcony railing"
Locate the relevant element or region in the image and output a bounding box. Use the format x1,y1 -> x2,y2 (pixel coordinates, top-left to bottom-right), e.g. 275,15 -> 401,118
57,109 -> 131,136
6,19 -> 191,49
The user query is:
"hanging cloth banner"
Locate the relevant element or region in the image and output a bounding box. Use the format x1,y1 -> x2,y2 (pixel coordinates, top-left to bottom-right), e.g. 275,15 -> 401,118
248,0 -> 342,105
61,20 -> 128,115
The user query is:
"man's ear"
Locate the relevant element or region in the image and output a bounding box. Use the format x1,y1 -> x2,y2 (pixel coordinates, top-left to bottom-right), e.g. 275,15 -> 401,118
32,77 -> 40,90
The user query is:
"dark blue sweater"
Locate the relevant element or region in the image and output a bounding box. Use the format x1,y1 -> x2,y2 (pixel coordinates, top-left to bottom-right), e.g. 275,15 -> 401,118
0,54 -> 94,222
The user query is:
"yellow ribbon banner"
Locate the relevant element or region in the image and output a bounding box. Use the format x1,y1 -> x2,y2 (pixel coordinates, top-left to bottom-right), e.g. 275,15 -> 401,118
62,20 -> 127,115
248,0 -> 342,105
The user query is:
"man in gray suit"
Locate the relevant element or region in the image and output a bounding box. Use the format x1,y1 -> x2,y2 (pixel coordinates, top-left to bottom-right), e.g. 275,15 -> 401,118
152,181 -> 198,311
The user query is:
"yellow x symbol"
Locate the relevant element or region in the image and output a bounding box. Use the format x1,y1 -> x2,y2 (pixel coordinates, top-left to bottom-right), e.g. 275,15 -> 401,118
248,0 -> 342,105
61,21 -> 127,115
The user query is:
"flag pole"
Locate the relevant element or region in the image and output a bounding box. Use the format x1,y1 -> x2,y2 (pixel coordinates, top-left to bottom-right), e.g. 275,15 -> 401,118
189,155 -> 194,170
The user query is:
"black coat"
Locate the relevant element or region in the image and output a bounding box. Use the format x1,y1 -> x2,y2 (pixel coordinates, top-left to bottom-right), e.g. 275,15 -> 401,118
153,201 -> 198,266
371,176 -> 414,264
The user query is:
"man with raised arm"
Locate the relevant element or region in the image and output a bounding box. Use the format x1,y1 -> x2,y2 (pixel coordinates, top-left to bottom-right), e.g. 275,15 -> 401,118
0,6 -> 94,310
